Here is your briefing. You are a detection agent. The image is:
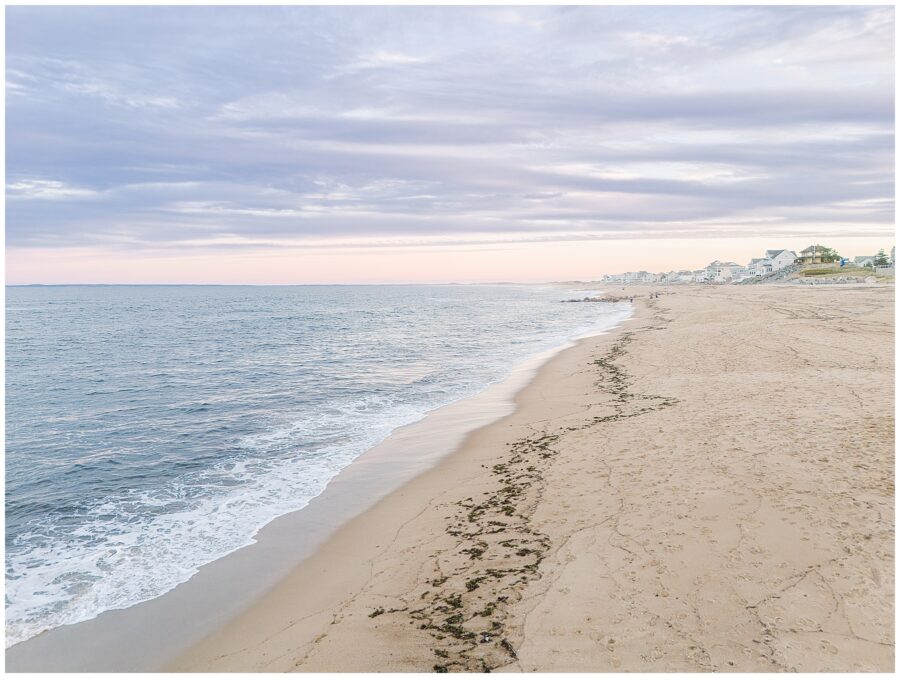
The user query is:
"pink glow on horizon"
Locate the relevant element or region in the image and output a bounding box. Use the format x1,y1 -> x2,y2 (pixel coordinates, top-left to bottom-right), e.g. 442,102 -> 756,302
7,236 -> 894,285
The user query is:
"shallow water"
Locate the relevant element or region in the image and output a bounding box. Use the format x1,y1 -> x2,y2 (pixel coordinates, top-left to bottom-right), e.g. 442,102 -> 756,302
5,284 -> 629,646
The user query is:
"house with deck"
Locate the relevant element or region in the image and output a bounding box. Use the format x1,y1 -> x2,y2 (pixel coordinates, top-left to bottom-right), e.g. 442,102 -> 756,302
796,245 -> 838,265
747,257 -> 773,276
705,260 -> 745,282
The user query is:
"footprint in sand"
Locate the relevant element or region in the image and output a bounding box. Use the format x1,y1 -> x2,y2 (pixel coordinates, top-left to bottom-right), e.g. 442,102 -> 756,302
820,639 -> 839,655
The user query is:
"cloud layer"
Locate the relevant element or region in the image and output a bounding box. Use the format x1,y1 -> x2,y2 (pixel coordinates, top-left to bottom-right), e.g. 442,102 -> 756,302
7,6 -> 895,254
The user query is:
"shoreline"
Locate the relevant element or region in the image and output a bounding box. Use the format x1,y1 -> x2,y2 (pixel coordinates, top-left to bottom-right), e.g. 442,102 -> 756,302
6,302 -> 632,672
171,299 -> 650,671
174,284 -> 893,672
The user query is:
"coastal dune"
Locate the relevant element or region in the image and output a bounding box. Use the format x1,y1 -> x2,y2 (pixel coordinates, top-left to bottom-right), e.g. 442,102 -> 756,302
173,284 -> 894,672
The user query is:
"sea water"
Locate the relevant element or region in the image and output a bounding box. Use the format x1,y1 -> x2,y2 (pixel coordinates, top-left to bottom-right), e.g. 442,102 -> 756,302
6,284 -> 630,647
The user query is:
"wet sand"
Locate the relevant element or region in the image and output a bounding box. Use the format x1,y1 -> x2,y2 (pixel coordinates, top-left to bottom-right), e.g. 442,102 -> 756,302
174,284 -> 894,672
6,326 -> 620,672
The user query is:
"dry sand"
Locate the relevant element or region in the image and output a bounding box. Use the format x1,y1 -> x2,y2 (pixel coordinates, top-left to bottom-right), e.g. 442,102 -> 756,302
172,284 -> 894,672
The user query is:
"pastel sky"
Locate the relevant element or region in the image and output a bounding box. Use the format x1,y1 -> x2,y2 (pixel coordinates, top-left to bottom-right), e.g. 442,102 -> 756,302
6,6 -> 895,284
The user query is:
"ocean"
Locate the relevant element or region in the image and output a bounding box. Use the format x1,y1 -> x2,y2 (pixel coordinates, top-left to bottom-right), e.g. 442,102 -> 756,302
5,284 -> 630,647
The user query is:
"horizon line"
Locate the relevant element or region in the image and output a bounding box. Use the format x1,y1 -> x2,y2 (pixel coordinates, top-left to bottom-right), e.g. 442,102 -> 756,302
5,281 -> 571,287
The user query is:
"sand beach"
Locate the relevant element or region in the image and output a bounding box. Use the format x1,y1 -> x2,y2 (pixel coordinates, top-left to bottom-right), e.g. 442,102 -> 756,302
172,284 -> 894,673
8,6 -> 895,674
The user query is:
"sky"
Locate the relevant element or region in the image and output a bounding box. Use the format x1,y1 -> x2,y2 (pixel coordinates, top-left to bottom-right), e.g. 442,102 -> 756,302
6,5 -> 895,284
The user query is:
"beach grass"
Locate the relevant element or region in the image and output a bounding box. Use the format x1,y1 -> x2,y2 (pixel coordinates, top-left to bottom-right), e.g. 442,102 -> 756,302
800,265 -> 872,277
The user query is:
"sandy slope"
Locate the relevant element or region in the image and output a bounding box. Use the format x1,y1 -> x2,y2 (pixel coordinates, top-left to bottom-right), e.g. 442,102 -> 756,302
172,284 -> 894,672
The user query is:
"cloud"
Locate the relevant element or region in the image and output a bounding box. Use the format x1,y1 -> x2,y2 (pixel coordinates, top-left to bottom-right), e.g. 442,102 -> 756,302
346,50 -> 430,71
5,5 -> 894,256
7,179 -> 101,200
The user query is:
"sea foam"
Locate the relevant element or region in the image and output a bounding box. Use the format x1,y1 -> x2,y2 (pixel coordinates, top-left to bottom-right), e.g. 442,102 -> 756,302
6,284 -> 630,646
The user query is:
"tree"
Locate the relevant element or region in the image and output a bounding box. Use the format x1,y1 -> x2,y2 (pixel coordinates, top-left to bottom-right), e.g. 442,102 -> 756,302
819,246 -> 841,263
874,249 -> 890,267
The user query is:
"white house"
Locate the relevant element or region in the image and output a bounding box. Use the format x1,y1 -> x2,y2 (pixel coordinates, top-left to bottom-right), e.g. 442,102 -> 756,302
747,257 -> 773,276
705,260 -> 744,282
693,269 -> 709,283
732,266 -> 752,281
765,249 -> 798,271
854,255 -> 876,267
705,260 -> 727,280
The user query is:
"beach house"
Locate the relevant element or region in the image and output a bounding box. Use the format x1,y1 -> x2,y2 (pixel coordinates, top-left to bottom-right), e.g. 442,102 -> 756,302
764,249 -> 797,271
796,245 -> 838,265
623,271 -> 649,283
854,255 -> 876,268
705,260 -> 745,282
747,257 -> 773,276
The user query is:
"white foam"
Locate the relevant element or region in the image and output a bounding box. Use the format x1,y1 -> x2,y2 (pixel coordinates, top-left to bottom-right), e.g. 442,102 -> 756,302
5,402 -> 426,647
6,300 -> 633,648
